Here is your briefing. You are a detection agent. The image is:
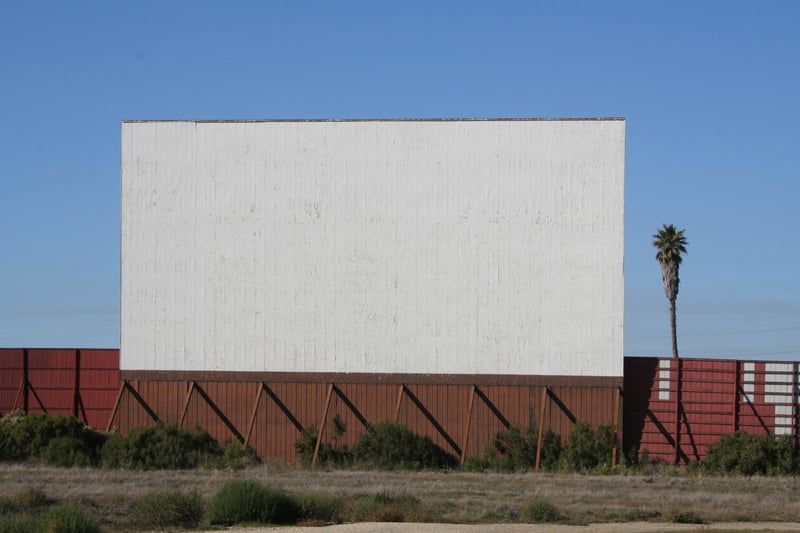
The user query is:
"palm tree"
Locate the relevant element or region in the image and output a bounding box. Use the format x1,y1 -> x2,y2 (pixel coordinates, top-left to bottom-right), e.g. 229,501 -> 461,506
652,224 -> 688,358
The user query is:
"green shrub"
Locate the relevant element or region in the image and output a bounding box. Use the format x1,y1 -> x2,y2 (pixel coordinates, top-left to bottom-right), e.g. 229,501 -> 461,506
562,420 -> 614,472
701,431 -> 797,475
207,479 -> 298,525
350,492 -> 419,522
296,492 -> 345,523
0,412 -> 105,465
41,436 -> 91,467
522,496 -> 560,523
223,439 -> 260,470
352,422 -> 456,470
131,490 -> 204,529
539,429 -> 563,470
44,503 -> 100,533
102,423 -> 222,469
295,425 -> 352,467
482,426 -> 536,471
480,426 -> 562,472
295,425 -> 319,466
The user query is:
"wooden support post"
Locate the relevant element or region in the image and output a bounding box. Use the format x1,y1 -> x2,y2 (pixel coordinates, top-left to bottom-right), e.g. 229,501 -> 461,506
673,358 -> 682,465
535,386 -> 548,472
244,382 -> 266,447
393,384 -> 405,423
460,385 -> 476,465
312,384 -> 334,467
611,387 -> 621,467
179,381 -> 196,427
106,381 -> 127,432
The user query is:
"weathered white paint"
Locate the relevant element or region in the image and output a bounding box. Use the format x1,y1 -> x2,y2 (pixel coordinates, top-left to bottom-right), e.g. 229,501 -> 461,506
121,119 -> 625,376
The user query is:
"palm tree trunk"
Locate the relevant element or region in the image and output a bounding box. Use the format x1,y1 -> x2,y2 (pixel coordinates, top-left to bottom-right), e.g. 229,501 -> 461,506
670,297 -> 679,358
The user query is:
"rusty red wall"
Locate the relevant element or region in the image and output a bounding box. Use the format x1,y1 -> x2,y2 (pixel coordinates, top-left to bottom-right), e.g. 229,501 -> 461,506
5,349 -> 798,466
0,348 -> 120,429
117,376 -> 621,463
624,357 -> 799,464
0,349 -> 24,415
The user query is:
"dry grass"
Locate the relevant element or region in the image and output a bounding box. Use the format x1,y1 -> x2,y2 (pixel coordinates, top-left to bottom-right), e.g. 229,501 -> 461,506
1,464 -> 800,527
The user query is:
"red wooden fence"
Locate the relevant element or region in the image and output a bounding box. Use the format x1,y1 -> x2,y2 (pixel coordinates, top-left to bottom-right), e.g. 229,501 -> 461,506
2,350 -> 798,465
624,356 -> 799,464
0,348 -> 120,429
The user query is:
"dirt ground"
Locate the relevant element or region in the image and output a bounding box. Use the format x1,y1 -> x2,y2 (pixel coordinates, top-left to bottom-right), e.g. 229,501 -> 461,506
238,523 -> 800,533
4,465 -> 800,531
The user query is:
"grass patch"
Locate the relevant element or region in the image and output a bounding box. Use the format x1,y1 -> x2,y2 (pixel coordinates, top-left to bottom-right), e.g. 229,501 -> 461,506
44,503 -> 100,533
350,492 -> 421,522
0,513 -> 41,533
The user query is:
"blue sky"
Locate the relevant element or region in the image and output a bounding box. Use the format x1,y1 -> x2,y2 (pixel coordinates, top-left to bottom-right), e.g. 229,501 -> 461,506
1,1 -> 798,359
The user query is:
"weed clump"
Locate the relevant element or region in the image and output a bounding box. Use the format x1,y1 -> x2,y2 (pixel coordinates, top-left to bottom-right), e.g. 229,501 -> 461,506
522,496 -> 560,523
131,490 -> 204,529
207,479 -> 298,526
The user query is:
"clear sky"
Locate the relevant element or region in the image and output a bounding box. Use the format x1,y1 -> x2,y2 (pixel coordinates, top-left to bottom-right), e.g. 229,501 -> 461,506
1,1 -> 798,360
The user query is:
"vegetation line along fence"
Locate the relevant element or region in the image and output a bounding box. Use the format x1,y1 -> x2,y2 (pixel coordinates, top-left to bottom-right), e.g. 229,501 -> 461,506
2,349 -> 799,465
